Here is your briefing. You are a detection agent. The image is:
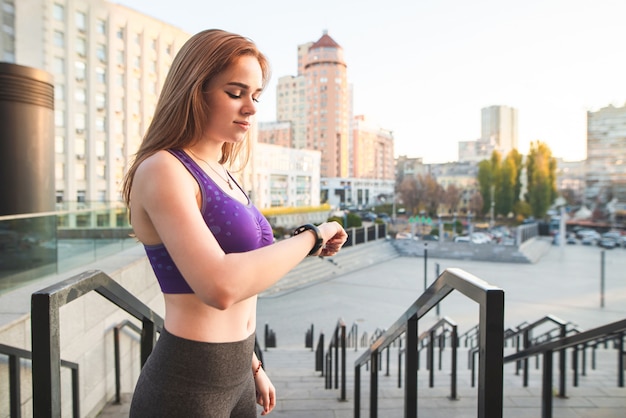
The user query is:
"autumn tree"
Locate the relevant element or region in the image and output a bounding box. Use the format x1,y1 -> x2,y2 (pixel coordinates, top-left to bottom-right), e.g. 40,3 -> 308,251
442,184 -> 462,214
525,140 -> 557,218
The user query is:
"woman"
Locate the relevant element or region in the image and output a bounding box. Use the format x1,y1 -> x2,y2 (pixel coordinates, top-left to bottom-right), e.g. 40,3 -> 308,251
122,29 -> 347,417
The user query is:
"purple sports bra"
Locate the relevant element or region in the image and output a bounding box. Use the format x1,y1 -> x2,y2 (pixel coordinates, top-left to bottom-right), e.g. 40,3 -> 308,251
143,149 -> 274,294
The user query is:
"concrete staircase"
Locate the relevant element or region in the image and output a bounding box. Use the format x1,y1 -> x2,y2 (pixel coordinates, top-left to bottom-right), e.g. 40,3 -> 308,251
259,343 -> 625,418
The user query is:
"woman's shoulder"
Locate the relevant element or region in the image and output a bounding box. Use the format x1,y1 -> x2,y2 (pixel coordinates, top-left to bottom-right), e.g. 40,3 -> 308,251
135,150 -> 193,188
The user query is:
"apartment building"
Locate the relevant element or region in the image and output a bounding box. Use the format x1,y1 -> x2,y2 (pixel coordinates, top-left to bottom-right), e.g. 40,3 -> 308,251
1,0 -> 190,206
352,115 -> 394,180
481,105 -> 518,157
586,103 -> 626,203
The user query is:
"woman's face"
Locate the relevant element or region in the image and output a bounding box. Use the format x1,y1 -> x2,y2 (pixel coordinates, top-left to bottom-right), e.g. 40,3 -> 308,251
203,55 -> 264,146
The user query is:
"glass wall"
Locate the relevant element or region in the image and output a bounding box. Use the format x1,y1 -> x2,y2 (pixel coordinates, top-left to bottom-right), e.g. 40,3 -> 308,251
0,204 -> 138,295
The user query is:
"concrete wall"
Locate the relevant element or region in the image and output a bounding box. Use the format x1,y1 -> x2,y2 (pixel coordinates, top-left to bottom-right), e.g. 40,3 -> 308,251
0,246 -> 163,418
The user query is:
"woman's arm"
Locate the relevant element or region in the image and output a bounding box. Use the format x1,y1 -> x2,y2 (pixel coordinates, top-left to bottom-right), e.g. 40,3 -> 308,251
132,151 -> 347,309
252,353 -> 275,415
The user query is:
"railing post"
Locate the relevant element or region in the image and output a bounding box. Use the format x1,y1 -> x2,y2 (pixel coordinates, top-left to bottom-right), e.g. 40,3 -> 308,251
559,324 -> 567,397
618,334 -> 624,388
9,354 -> 21,418
370,350 -> 379,418
114,326 -> 122,403
140,317 -> 156,367
31,292 -> 62,418
542,350 -> 553,418
450,325 -> 458,400
340,323 -> 347,401
428,329 -> 435,387
477,288 -> 504,418
354,364 -> 361,418
404,314 -> 418,418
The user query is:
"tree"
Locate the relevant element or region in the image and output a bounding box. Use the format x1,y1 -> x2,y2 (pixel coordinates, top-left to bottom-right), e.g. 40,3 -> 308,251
416,174 -> 444,216
525,141 -> 557,218
398,176 -> 420,215
443,184 -> 462,214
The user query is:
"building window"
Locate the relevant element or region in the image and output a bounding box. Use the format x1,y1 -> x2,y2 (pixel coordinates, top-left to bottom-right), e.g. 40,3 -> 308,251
55,163 -> 64,180
76,37 -> 86,56
95,116 -> 105,132
75,61 -> 86,81
95,92 -> 106,109
116,27 -> 124,40
96,18 -> 106,35
96,44 -> 106,62
77,190 -> 86,203
96,164 -> 106,180
75,113 -> 85,133
116,50 -> 124,65
76,163 -> 86,180
55,110 -> 64,127
53,30 -> 64,48
55,135 -> 64,153
96,140 -> 105,159
54,83 -> 64,100
52,3 -> 64,21
74,88 -> 86,104
95,66 -> 106,83
75,11 -> 86,32
53,57 -> 64,74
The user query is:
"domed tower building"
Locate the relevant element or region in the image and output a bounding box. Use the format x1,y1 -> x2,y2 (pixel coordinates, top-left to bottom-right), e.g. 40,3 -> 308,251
302,31 -> 350,178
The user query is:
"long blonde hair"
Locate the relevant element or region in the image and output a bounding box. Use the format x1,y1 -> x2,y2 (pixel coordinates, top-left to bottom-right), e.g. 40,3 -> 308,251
121,29 -> 271,205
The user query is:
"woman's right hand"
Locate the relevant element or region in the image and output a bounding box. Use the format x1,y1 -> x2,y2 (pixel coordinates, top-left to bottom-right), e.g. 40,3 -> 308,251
315,221 -> 348,257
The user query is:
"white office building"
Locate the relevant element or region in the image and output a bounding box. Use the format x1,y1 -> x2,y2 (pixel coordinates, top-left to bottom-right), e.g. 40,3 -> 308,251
2,0 -> 191,205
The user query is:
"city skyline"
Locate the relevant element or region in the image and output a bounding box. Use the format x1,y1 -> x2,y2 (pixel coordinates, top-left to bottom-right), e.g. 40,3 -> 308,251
116,0 -> 626,164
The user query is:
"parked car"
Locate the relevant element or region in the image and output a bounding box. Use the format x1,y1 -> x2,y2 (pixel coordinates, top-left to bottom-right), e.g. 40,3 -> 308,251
602,231 -> 622,247
395,232 -> 412,240
581,235 -> 596,245
566,234 -> 577,245
420,234 -> 439,241
598,237 -> 617,249
454,235 -> 470,243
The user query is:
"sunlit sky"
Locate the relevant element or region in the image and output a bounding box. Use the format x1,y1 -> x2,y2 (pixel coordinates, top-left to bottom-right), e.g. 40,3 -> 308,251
116,0 -> 626,163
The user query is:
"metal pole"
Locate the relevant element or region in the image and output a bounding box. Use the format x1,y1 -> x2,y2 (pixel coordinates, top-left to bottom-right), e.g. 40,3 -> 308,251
435,263 -> 441,317
600,250 -> 605,308
423,243 -> 428,292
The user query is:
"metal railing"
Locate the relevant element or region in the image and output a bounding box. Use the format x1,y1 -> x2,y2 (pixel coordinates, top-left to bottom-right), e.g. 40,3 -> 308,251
31,269 -> 164,417
354,268 -> 504,418
504,318 -> 626,418
323,319 -> 347,401
0,343 -> 79,418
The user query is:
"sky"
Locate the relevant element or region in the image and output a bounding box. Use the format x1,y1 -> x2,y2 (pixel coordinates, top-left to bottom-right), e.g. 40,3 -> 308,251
116,0 -> 626,163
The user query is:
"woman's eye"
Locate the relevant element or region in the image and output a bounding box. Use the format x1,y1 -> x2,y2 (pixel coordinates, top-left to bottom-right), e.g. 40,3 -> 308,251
226,92 -> 241,99
252,97 -> 260,103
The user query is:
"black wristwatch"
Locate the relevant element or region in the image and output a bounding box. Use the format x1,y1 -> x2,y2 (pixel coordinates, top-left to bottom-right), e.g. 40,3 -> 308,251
293,224 -> 323,256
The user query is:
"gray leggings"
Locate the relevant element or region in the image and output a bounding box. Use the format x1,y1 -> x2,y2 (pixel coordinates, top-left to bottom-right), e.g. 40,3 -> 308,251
129,328 -> 257,418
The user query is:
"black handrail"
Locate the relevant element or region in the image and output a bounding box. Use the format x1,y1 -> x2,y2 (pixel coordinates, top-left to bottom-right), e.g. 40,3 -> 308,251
324,318 -> 347,401
113,319 -> 142,404
31,269 -> 164,417
354,267 -> 504,418
315,331 -> 325,373
0,343 -> 79,418
503,315 -> 569,396
397,316 -> 458,400
504,318 -> 626,418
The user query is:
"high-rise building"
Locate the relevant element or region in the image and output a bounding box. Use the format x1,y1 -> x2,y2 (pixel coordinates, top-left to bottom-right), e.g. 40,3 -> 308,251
586,104 -> 626,203
276,32 -> 351,178
276,74 -> 307,148
481,105 -> 518,156
352,115 -> 394,180
3,0 -> 190,206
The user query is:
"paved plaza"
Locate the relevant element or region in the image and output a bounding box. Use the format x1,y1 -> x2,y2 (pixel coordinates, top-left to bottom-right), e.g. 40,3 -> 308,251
257,239 -> 626,348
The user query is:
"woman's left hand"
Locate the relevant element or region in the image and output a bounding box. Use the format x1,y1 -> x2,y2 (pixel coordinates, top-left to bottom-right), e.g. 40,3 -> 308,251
254,367 -> 276,415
